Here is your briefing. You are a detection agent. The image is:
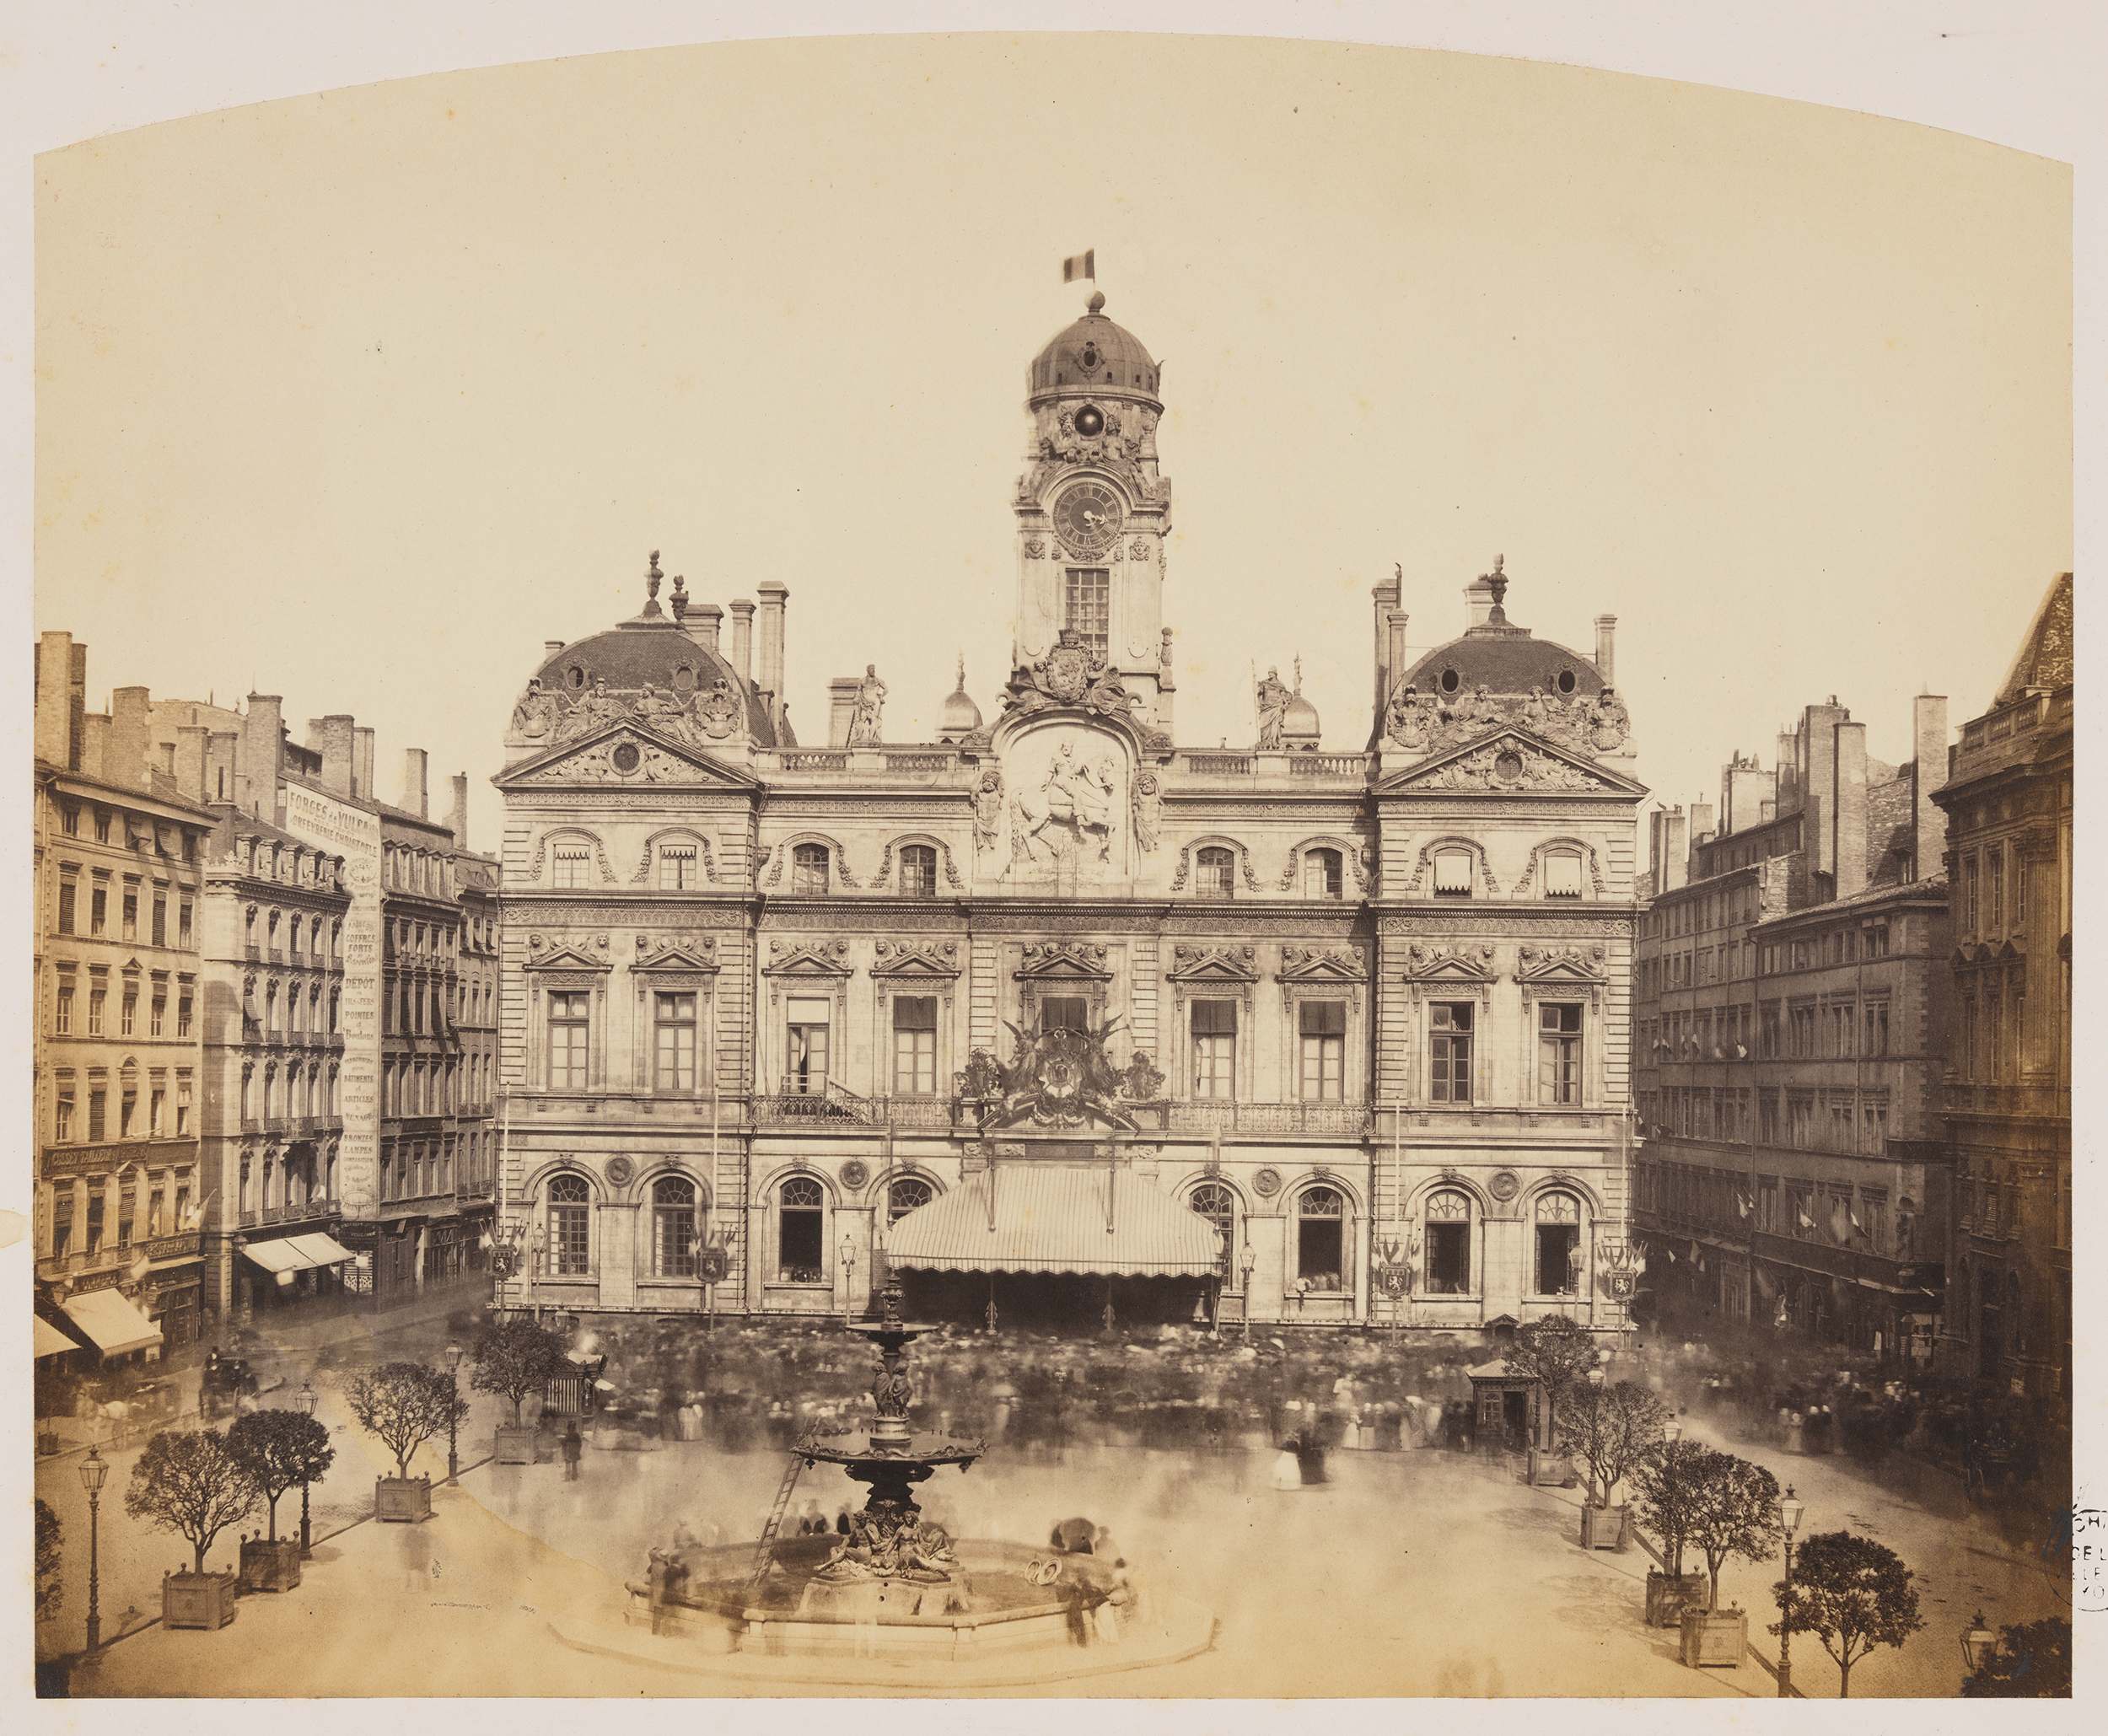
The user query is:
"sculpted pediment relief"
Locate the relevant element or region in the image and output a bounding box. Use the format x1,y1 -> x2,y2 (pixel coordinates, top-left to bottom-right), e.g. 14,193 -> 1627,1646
500,723 -> 754,789
1400,941 -> 1499,1001
632,933 -> 721,974
761,936 -> 855,980
872,940 -> 963,981
1167,944 -> 1261,986
1381,731 -> 1642,795
1277,944 -> 1368,984
1015,941 -> 1113,983
523,935 -> 613,973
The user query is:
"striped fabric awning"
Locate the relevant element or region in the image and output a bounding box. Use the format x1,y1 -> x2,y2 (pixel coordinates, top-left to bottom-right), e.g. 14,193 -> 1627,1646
885,1166 -> 1223,1277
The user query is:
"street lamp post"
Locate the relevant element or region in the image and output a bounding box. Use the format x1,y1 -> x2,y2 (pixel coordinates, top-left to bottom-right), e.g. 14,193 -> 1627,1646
1960,1610 -> 1998,1677
840,1234 -> 858,1328
1239,1243 -> 1257,1339
294,1381 -> 319,1557
78,1444 -> 108,1653
444,1343 -> 465,1485
1777,1484 -> 1804,1696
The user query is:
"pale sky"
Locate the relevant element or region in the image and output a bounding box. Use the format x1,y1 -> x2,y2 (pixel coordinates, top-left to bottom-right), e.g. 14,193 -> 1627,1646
24,32 -> 2074,852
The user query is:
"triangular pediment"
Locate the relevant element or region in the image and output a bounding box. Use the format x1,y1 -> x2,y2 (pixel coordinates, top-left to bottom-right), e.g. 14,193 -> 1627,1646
1014,943 -> 1114,983
634,939 -> 722,974
1166,945 -> 1262,986
1379,729 -> 1643,796
1514,944 -> 1611,986
1400,942 -> 1500,992
1277,945 -> 1368,984
497,722 -> 758,791
761,949 -> 853,980
872,950 -> 962,980
523,943 -> 611,973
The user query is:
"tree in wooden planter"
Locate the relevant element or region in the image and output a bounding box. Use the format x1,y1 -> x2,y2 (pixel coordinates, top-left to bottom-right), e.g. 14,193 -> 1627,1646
1559,1376 -> 1667,1529
471,1319 -> 567,1462
1631,1438 -> 1711,1624
1503,1314 -> 1597,1477
125,1428 -> 259,1573
344,1361 -> 469,1518
1770,1529 -> 1925,1697
227,1411 -> 334,1589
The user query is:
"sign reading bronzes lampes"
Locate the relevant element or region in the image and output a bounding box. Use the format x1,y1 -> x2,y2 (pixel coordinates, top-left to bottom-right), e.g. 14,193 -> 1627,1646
282,783 -> 382,1217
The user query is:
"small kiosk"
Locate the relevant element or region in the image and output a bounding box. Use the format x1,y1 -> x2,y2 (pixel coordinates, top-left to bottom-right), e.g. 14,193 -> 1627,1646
1465,1357 -> 1567,1482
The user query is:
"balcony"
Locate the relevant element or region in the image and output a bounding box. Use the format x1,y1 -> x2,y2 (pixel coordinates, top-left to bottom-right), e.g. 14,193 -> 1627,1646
1161,1100 -> 1370,1137
376,1191 -> 460,1219
34,1229 -> 202,1286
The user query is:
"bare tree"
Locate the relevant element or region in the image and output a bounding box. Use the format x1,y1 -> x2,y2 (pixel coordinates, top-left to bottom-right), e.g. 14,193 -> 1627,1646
35,1499 -> 63,1620
1772,1529 -> 1925,1696
471,1319 -> 568,1425
344,1361 -> 469,1480
1557,1379 -> 1668,1508
227,1410 -> 336,1540
124,1429 -> 259,1573
1503,1314 -> 1598,1441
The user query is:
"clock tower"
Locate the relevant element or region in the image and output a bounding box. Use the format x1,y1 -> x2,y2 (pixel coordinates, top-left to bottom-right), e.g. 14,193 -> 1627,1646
1014,291 -> 1175,728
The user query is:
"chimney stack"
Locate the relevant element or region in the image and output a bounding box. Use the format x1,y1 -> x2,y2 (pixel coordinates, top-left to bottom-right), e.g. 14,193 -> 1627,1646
755,581 -> 788,707
729,600 -> 756,685
353,728 -> 374,802
1594,615 -> 1617,684
1721,755 -> 1771,838
79,712 -> 110,781
34,632 -> 76,769
544,640 -> 565,658
401,749 -> 428,820
1833,720 -> 1869,899
689,601 -> 724,657
1650,806 -> 1689,895
241,694 -> 285,820
1691,800 -> 1717,849
176,725 -> 208,803
448,772 -> 470,851
1370,577 -> 1400,715
1799,700 -> 1848,884
206,732 -> 239,804
111,685 -> 153,790
317,714 -> 357,798
1462,572 -> 1497,631
1911,694 -> 1948,883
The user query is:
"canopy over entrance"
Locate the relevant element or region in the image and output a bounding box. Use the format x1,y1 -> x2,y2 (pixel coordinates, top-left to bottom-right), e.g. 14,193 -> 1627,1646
35,1316 -> 83,1359
244,1232 -> 358,1273
60,1289 -> 163,1357
884,1166 -> 1223,1276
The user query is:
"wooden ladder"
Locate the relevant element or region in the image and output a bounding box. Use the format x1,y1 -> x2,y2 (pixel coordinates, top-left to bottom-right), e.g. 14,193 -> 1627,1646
749,1451 -> 806,1588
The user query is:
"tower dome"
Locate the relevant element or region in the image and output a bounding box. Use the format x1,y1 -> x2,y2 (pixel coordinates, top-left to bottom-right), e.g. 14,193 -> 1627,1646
1028,291 -> 1163,410
937,656 -> 982,743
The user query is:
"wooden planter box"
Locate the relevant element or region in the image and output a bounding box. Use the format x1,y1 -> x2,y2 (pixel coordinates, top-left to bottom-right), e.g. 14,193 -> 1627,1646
376,1475 -> 433,1523
1646,1570 -> 1711,1628
1529,1450 -> 1571,1486
163,1570 -> 239,1630
493,1424 -> 539,1465
1578,1503 -> 1627,1551
1679,1605 -> 1748,1668
239,1536 -> 303,1593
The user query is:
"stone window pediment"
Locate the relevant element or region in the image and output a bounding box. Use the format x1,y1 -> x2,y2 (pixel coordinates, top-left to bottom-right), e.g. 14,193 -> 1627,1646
1014,941 -> 1113,984
1167,945 -> 1261,988
632,933 -> 721,976
523,935 -> 614,975
872,939 -> 963,981
1401,941 -> 1499,1003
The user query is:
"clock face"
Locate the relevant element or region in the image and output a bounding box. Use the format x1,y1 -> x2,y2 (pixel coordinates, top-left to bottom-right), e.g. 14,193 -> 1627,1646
1054,481 -> 1123,556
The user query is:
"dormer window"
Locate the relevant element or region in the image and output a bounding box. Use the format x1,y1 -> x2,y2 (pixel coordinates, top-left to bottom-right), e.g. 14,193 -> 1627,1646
792,844 -> 830,896
1433,850 -> 1474,897
1304,848 -> 1343,899
1542,850 -> 1583,898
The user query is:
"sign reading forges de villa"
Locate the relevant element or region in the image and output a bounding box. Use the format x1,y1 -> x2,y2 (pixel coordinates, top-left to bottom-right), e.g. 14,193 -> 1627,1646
281,782 -> 382,1211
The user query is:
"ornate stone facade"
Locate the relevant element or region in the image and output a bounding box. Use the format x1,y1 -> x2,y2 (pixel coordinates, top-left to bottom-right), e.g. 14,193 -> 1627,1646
492,292 -> 1643,1336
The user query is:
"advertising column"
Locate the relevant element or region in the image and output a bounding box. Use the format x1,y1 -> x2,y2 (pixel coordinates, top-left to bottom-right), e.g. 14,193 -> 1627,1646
282,783 -> 382,1292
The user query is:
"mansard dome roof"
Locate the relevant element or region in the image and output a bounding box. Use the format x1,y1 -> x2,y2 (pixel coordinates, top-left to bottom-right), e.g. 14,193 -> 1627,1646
533,599 -> 781,747
1028,292 -> 1163,405
1398,631 -> 1608,703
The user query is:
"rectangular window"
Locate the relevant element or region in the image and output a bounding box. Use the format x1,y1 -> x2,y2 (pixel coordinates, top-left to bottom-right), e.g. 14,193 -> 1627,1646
1988,847 -> 2004,933
56,984 -> 74,1035
658,846 -> 697,891
178,994 -> 192,1039
1298,1000 -> 1346,1100
1429,1002 -> 1473,1104
892,995 -> 938,1094
1191,999 -> 1238,1099
1040,995 -> 1089,1034
88,988 -> 106,1036
176,1076 -> 191,1135
551,846 -> 590,889
152,895 -> 167,947
56,881 -> 76,934
88,1086 -> 107,1142
1426,1220 -> 1470,1294
792,844 -> 831,896
61,804 -> 78,836
1538,1003 -> 1582,1104
90,887 -> 107,935
151,994 -> 165,1037
2014,855 -> 2028,927
55,1078 -> 74,1143
1542,851 -> 1583,897
1963,853 -> 1980,935
1961,997 -> 1976,1079
654,992 -> 697,1092
1433,851 -> 1474,896
1064,567 -> 1110,657
149,1087 -> 165,1136
786,997 -> 831,1093
122,891 -> 138,940
548,990 -> 591,1089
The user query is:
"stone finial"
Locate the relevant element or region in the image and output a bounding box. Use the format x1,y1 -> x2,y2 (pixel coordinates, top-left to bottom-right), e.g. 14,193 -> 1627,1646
1484,553 -> 1509,624
647,551 -> 662,596
670,573 -> 688,621
1087,290 -> 1106,314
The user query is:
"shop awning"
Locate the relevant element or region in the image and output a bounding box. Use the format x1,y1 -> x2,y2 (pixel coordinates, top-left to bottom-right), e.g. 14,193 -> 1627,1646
243,1239 -> 310,1274
35,1316 -> 83,1359
884,1166 -> 1223,1277
285,1233 -> 357,1266
60,1290 -> 164,1357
